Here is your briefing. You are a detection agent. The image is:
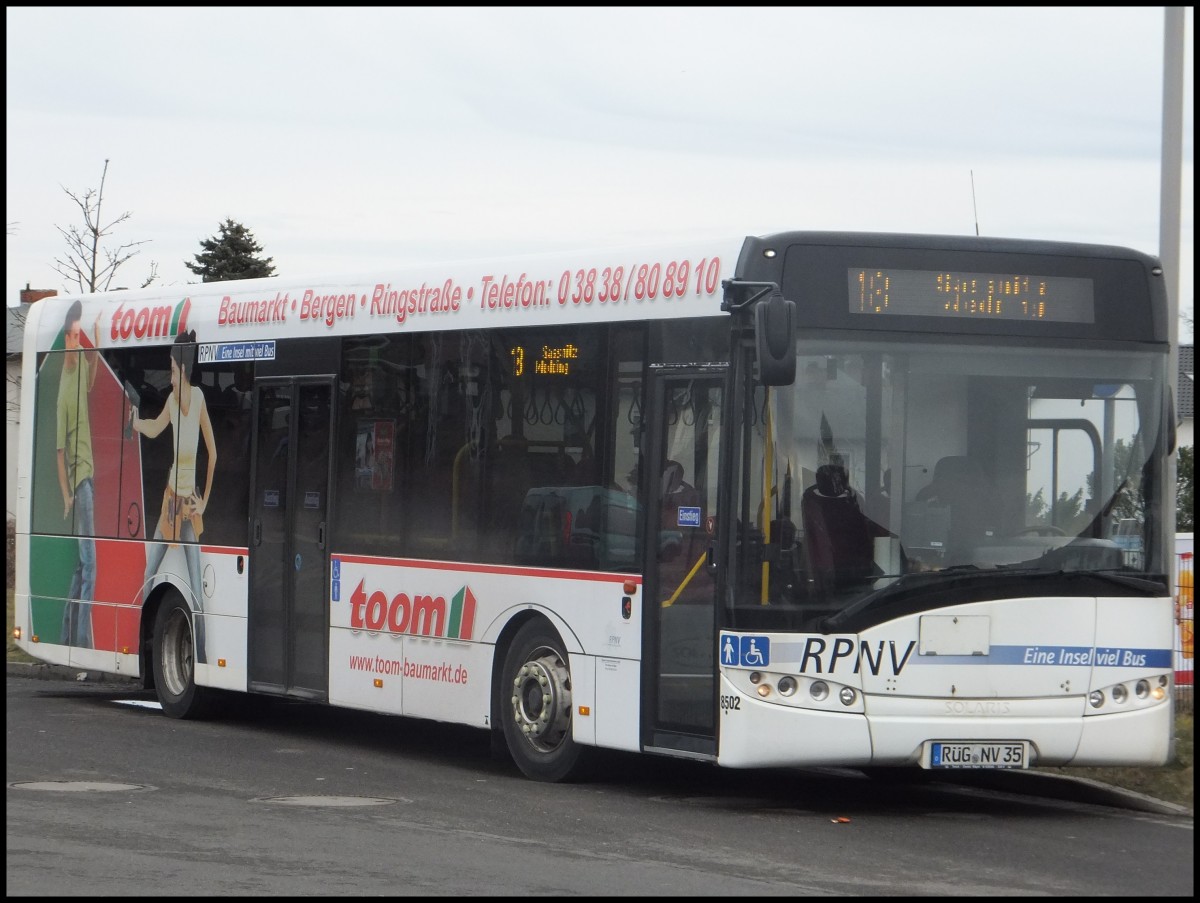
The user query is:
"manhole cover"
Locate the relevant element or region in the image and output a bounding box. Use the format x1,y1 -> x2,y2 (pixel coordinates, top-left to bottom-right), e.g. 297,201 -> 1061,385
9,781 -> 153,792
253,795 -> 403,807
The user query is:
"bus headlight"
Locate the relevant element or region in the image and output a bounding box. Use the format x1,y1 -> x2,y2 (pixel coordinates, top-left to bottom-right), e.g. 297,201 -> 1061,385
1085,674 -> 1170,713
722,670 -> 862,712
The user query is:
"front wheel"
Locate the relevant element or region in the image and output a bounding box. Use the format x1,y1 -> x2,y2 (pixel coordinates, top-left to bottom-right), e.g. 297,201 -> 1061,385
500,620 -> 591,782
152,593 -> 216,720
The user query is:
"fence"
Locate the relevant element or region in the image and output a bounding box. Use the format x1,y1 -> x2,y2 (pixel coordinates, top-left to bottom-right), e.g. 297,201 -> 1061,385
1176,539 -> 1193,715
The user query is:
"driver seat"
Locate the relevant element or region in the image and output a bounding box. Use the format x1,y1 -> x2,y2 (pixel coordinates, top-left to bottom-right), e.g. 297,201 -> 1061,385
914,456 -> 1000,565
801,464 -> 877,595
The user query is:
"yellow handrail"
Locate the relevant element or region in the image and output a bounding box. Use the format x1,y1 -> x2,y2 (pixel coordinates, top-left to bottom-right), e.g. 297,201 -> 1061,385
661,551 -> 708,608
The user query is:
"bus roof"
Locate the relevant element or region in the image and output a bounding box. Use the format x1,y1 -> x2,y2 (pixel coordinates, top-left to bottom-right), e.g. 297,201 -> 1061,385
23,236 -> 746,354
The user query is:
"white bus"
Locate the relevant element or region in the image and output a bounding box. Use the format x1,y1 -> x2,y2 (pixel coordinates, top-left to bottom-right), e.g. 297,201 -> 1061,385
14,231 -> 1177,781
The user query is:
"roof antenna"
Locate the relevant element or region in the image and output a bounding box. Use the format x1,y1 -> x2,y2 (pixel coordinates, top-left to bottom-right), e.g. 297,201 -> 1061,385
970,169 -> 980,236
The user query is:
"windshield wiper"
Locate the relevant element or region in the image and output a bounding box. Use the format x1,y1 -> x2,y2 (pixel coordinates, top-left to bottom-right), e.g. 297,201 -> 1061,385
820,566 -> 1164,633
992,567 -> 1165,593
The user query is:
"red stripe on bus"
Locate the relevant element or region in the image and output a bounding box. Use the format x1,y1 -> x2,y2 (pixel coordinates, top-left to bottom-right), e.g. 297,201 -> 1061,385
331,554 -> 641,585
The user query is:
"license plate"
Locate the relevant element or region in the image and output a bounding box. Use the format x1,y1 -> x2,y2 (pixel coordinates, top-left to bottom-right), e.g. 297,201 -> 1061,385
925,740 -> 1028,769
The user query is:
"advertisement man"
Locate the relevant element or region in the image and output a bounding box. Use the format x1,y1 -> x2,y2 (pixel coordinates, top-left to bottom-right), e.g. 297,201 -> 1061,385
57,300 -> 100,648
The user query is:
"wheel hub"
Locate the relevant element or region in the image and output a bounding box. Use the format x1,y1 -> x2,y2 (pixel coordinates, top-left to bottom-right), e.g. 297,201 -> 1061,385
510,650 -> 572,751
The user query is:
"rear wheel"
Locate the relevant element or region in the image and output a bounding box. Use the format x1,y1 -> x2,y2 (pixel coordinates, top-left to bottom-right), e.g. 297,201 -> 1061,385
500,620 -> 591,782
152,593 -> 216,719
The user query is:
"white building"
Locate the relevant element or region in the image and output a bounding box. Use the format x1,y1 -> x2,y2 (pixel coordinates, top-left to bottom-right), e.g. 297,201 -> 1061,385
1178,344 -> 1194,451
7,287 -> 55,523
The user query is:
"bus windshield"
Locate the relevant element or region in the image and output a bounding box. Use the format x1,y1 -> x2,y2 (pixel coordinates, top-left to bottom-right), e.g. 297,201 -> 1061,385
730,339 -> 1170,630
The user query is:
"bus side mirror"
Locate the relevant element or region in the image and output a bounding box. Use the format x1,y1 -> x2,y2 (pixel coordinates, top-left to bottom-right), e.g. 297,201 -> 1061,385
754,290 -> 796,386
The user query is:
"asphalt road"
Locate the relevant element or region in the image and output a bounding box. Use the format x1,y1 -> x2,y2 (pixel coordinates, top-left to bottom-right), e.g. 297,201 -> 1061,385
7,663 -> 1194,896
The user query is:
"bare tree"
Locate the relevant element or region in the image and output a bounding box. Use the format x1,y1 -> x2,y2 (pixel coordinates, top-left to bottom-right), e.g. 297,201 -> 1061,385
51,158 -> 158,293
8,162 -> 157,508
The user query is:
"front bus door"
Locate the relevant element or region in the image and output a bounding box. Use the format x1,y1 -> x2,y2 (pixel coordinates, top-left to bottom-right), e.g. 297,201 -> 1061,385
643,369 -> 725,759
248,376 -> 334,700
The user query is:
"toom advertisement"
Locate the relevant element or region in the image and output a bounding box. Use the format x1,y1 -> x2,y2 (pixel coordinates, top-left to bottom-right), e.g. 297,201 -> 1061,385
326,553 -> 489,719
28,316 -> 146,655
326,552 -> 641,724
32,240 -> 742,356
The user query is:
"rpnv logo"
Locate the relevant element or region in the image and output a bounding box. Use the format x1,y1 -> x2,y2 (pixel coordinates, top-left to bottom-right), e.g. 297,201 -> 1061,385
349,579 -> 476,640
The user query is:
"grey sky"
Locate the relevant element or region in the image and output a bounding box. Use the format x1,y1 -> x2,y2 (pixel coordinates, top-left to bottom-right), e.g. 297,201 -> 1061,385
5,6 -> 1193,339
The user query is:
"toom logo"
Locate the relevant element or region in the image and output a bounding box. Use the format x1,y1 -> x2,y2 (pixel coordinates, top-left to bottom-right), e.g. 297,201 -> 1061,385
349,580 -> 476,640
108,297 -> 191,344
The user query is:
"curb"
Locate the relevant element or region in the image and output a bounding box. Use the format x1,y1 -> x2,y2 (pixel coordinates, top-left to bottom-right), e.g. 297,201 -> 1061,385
7,659 -> 139,684
936,765 -> 1194,818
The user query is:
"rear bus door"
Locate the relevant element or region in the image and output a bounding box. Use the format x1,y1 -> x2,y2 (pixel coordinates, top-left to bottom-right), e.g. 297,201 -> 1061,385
248,376 -> 334,700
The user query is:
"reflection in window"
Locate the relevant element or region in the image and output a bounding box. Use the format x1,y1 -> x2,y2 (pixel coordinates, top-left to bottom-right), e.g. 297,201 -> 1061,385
334,325 -> 644,570
731,342 -> 1163,627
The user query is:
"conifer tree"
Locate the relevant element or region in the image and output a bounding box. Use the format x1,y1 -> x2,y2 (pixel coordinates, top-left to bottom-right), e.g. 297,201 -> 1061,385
186,218 -> 276,282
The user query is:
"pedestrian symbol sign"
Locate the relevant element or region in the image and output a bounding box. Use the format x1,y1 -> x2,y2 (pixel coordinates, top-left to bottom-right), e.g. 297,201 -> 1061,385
720,633 -> 770,668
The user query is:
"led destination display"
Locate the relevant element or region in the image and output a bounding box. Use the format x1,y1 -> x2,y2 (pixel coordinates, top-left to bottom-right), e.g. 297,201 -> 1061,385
849,267 -> 1095,324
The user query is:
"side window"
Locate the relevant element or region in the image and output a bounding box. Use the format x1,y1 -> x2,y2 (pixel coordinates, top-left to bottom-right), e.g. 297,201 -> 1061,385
405,331 -> 491,559
189,360 -> 253,545
31,343 -> 174,544
335,335 -> 414,556
115,347 -> 174,543
334,325 -> 647,571
108,344 -> 248,549
489,325 -> 644,571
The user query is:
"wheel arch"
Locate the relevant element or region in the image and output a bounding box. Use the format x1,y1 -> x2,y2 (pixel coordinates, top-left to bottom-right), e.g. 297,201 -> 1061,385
486,604 -> 589,732
138,580 -> 193,692
492,612 -> 594,781
139,583 -> 169,691
489,609 -> 553,738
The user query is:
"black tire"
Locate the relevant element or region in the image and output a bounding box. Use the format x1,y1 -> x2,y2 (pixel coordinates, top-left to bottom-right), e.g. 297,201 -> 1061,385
152,593 -> 216,720
500,620 -> 591,782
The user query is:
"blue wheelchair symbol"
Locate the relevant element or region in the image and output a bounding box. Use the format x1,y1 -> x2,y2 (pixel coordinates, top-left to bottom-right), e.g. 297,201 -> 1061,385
741,636 -> 769,666
720,634 -> 770,667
